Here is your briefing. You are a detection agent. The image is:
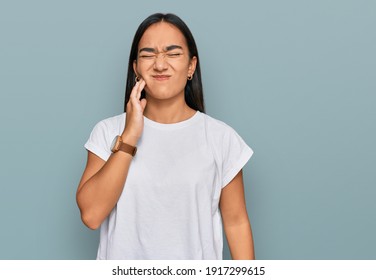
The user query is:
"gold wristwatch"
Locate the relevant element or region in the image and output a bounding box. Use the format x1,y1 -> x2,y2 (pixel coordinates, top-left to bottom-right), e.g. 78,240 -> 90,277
110,136 -> 137,156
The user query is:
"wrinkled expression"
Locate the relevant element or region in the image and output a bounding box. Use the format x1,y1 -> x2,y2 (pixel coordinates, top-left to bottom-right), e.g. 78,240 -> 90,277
133,22 -> 197,101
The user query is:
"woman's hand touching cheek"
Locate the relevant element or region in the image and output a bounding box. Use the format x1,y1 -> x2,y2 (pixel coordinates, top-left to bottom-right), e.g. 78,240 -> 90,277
122,79 -> 147,146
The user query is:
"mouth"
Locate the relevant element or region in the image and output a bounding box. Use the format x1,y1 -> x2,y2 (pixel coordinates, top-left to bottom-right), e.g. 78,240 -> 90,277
152,75 -> 171,81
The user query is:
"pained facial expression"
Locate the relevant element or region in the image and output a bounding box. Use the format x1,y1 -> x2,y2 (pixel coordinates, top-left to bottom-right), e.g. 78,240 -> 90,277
133,22 -> 197,101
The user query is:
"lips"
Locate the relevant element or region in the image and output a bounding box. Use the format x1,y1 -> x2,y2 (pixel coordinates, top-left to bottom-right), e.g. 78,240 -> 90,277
152,75 -> 171,81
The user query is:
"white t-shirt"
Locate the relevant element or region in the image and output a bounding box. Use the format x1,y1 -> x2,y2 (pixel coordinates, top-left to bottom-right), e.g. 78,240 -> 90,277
84,111 -> 253,260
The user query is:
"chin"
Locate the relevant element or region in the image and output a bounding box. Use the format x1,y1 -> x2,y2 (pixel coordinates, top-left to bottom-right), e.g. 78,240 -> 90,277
147,92 -> 175,100
145,87 -> 181,101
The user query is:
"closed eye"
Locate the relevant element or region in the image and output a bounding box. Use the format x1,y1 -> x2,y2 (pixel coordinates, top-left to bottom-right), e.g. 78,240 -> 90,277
166,53 -> 183,58
139,54 -> 156,59
138,51 -> 183,60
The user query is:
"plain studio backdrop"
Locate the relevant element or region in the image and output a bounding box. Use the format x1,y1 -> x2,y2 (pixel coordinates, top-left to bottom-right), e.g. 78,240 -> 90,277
0,0 -> 375,259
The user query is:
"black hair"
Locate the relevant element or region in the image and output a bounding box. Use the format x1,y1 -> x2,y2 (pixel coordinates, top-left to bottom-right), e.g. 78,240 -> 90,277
124,13 -> 205,113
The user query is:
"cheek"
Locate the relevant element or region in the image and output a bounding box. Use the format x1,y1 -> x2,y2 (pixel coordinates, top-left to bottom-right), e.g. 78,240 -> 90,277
173,63 -> 190,77
136,64 -> 146,78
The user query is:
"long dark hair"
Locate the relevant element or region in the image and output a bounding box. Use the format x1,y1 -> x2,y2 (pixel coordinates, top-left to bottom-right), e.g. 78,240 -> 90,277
124,13 -> 205,113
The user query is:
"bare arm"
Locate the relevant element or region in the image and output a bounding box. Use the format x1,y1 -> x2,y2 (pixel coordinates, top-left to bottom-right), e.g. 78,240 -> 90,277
76,150 -> 133,230
76,79 -> 147,230
219,170 -> 255,259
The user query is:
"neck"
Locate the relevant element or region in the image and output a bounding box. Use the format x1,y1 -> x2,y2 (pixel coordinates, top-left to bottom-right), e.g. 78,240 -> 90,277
143,95 -> 196,124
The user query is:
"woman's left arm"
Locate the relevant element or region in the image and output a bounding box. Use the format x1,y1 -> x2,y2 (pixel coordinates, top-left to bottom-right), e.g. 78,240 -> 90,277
219,170 -> 255,260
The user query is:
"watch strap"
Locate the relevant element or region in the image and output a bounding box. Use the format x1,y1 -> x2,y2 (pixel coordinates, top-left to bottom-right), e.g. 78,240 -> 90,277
119,141 -> 137,156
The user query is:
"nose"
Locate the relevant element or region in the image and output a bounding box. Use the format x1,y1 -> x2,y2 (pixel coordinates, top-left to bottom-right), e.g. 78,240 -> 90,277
153,53 -> 168,71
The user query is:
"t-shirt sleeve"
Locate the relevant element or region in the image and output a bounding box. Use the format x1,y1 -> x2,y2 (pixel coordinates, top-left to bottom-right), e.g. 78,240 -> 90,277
84,120 -> 111,161
221,128 -> 254,188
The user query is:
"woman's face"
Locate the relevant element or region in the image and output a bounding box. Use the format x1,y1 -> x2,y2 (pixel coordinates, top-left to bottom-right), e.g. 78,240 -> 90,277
133,22 -> 197,101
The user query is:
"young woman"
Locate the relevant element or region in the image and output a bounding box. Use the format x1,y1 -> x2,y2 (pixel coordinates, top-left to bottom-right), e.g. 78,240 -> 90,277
76,13 -> 255,260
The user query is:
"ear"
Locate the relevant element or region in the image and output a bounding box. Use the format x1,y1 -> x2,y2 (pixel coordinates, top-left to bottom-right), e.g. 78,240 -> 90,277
133,60 -> 138,77
188,56 -> 197,76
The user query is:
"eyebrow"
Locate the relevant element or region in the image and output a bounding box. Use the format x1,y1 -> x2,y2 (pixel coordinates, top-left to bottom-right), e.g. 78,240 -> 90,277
165,45 -> 183,51
139,45 -> 183,53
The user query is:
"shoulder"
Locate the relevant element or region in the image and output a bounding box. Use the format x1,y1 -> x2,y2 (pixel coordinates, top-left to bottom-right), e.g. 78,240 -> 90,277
87,113 -> 126,143
92,113 -> 126,134
95,113 -> 125,128
200,112 -> 238,137
200,112 -> 251,158
84,113 -> 125,161
201,113 -> 253,184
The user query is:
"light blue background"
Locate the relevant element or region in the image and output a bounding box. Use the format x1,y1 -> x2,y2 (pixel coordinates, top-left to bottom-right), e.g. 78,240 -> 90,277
0,0 -> 375,259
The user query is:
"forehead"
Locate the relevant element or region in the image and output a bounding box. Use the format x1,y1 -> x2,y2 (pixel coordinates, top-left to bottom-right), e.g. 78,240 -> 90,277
138,22 -> 187,50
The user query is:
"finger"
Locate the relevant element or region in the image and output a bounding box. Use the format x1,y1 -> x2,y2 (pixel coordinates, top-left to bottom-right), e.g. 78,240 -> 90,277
130,79 -> 141,100
136,80 -> 146,100
128,81 -> 143,110
140,98 -> 147,111
126,99 -> 132,113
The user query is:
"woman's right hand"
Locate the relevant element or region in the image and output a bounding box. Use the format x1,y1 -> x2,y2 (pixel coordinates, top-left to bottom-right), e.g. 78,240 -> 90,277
77,79 -> 146,229
122,79 -> 147,146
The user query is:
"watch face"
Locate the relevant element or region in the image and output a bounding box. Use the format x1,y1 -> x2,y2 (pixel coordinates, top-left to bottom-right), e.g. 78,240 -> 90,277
111,136 -> 119,152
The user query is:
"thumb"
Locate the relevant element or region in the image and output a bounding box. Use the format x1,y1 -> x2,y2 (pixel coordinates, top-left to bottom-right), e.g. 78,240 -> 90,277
140,98 -> 147,111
